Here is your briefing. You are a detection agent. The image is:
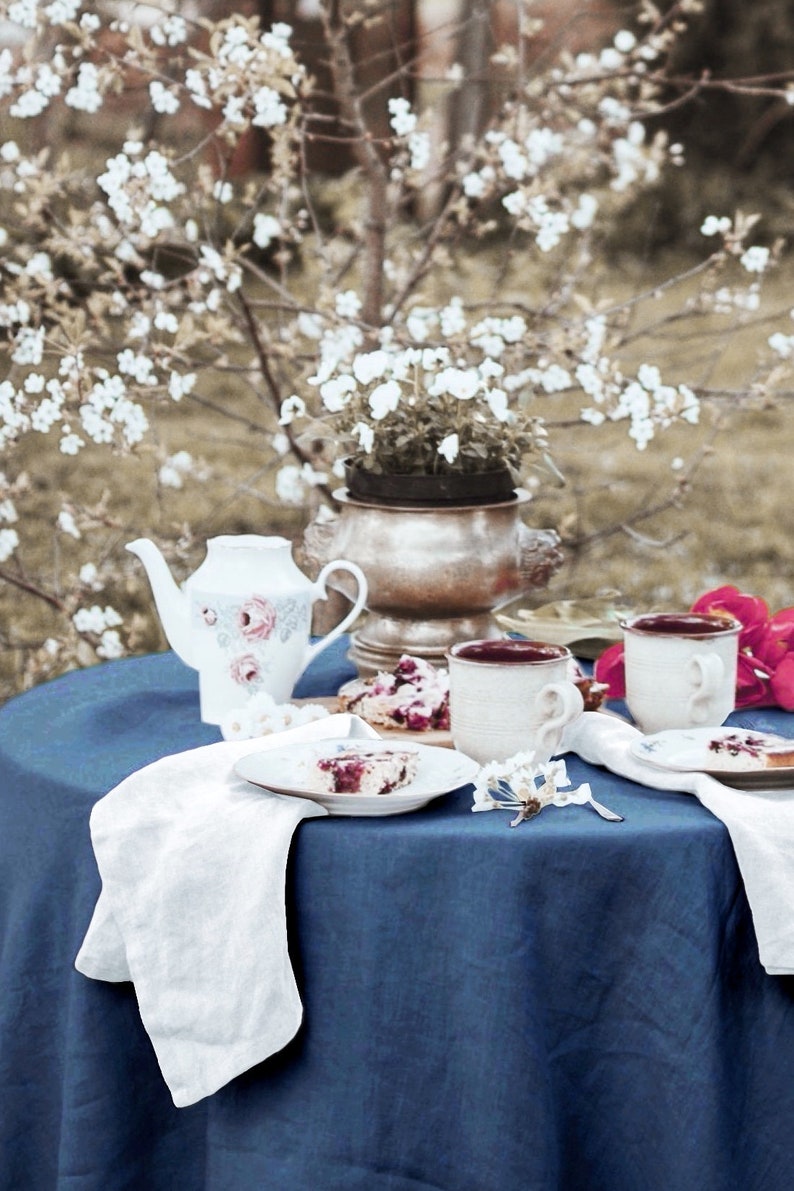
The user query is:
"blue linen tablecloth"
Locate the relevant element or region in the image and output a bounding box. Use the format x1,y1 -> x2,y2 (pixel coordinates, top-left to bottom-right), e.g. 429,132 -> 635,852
1,644 -> 794,1191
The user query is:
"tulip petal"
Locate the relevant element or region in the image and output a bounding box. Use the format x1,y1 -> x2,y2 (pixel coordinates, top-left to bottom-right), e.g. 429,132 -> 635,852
735,653 -> 772,707
770,653 -> 794,711
594,642 -> 626,699
691,585 -> 768,650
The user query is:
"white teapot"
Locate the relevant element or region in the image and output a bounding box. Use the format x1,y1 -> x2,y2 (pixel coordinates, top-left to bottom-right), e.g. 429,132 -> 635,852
126,535 -> 367,724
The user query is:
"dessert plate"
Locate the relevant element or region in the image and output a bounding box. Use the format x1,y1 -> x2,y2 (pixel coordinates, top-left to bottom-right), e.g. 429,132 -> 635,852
494,595 -> 632,659
629,726 -> 794,789
234,738 -> 479,816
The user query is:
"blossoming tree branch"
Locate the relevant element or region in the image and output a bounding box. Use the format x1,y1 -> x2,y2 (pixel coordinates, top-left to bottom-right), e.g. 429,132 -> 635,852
1,0 -> 793,694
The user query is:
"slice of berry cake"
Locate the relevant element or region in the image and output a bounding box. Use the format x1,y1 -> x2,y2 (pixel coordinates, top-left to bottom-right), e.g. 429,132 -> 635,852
338,655 -> 450,732
309,746 -> 419,795
707,732 -> 794,770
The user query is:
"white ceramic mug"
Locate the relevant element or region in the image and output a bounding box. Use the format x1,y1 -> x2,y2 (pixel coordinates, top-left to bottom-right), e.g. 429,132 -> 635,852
621,612 -> 741,734
447,639 -> 584,765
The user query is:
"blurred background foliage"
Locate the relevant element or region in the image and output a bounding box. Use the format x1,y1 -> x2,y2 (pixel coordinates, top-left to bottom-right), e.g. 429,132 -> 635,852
2,0 -> 794,701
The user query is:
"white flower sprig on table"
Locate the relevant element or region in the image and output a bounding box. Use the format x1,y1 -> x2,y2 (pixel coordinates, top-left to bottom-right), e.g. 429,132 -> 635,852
221,692 -> 329,741
472,752 -> 623,827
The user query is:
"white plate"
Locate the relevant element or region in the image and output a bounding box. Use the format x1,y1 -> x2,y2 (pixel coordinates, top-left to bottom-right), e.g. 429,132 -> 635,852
494,596 -> 631,659
629,726 -> 794,789
234,738 -> 479,816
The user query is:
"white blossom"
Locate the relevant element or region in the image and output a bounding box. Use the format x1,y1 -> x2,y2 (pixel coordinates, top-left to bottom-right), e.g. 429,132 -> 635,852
8,0 -> 38,30
73,604 -> 123,634
388,97 -> 417,136
31,397 -> 62,432
439,298 -> 467,338
599,47 -> 623,71
185,69 -> 212,110
352,350 -> 390,385
409,131 -> 431,171
320,375 -> 356,412
352,421 -> 375,453
149,81 -> 180,116
65,62 -> 103,113
252,86 -> 288,128
10,89 -> 51,119
486,389 -> 510,421
613,30 -> 636,53
740,246 -> 770,274
462,171 -> 488,199
222,95 -> 246,125
45,0 -> 81,22
297,311 -> 323,339
0,528 -> 19,562
278,394 -> 306,425
59,432 -> 84,455
429,367 -> 480,401
275,465 -> 305,504
117,349 -> 157,385
252,213 -> 281,248
79,563 -> 103,591
769,332 -> 794,358
154,311 -> 179,334
701,215 -> 732,237
159,451 -> 194,489
150,15 -> 188,47
97,630 -> 125,659
12,326 -> 45,365
57,510 -> 81,539
369,380 -> 402,420
571,193 -> 598,229
213,180 -> 233,204
437,433 -> 459,464
406,306 -> 437,341
168,371 -> 196,401
335,290 -> 361,319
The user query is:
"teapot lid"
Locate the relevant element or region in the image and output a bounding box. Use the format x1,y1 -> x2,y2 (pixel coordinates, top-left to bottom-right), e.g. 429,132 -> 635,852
209,534 -> 291,551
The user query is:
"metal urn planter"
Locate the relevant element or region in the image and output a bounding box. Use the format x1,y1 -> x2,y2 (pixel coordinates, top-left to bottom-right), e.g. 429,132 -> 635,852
300,485 -> 564,676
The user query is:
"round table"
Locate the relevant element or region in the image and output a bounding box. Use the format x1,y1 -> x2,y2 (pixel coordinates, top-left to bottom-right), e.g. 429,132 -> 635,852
1,648 -> 793,1191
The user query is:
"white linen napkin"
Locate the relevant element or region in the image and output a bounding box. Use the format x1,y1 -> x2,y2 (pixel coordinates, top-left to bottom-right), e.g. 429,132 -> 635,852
75,713 -> 380,1107
562,712 -> 794,976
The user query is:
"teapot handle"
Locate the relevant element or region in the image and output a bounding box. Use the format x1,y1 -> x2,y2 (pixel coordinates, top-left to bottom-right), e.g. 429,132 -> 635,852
300,559 -> 368,673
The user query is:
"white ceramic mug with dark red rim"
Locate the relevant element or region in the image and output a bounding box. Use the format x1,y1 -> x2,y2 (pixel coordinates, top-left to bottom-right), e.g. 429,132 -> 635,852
620,612 -> 742,735
447,639 -> 584,765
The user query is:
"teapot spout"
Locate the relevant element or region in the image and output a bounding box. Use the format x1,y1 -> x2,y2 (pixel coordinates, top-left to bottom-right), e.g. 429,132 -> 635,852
126,538 -> 195,668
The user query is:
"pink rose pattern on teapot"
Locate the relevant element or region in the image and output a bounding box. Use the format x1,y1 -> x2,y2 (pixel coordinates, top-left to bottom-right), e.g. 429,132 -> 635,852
192,593 -> 308,691
237,595 -> 277,642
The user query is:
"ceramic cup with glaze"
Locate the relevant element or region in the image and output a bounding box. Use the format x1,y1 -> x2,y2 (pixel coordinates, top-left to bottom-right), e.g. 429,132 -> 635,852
447,638 -> 584,765
620,612 -> 742,734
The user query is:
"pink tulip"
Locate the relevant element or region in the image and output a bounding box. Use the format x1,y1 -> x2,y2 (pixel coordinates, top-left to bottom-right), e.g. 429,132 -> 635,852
594,586 -> 794,712
593,642 -> 626,699
755,608 -> 794,670
734,653 -> 772,708
690,585 -> 768,651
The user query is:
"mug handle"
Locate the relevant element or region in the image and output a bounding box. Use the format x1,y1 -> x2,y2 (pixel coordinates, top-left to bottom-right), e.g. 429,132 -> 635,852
686,654 -> 724,723
532,681 -> 585,762
300,559 -> 369,673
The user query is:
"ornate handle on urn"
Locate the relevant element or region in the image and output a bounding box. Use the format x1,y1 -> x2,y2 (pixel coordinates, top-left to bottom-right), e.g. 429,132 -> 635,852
517,524 -> 564,593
